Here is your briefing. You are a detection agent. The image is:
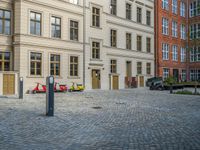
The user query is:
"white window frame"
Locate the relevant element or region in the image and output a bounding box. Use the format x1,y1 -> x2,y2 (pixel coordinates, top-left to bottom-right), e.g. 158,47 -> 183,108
162,18 -> 169,35
172,45 -> 178,61
162,43 -> 169,60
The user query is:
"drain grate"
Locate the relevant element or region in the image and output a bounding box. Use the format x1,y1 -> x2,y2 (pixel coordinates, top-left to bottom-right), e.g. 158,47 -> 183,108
92,106 -> 102,109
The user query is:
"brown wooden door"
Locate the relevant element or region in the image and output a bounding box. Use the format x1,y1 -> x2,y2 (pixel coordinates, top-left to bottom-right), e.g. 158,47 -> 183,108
3,74 -> 15,95
113,75 -> 119,90
139,76 -> 144,87
92,70 -> 100,89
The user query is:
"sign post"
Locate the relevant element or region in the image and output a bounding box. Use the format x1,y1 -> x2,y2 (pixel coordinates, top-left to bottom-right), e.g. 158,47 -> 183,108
46,76 -> 54,116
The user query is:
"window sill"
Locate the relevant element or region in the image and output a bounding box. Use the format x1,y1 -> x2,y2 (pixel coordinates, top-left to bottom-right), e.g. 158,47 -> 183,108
0,33 -> 12,37
67,76 -> 81,79
90,59 -> 103,62
90,26 -> 102,30
26,75 -> 44,78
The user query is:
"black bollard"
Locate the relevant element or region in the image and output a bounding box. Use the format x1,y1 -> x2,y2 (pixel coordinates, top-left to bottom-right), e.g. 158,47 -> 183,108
46,76 -> 54,116
19,77 -> 23,99
170,83 -> 173,94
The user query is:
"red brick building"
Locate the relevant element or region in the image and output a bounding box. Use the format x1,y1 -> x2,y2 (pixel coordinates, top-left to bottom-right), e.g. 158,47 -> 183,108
155,0 -> 200,82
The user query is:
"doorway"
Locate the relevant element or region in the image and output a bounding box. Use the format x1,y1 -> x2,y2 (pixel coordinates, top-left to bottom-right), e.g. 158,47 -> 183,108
92,70 -> 101,89
3,74 -> 15,95
126,61 -> 132,77
173,69 -> 179,82
139,76 -> 144,87
112,75 -> 119,90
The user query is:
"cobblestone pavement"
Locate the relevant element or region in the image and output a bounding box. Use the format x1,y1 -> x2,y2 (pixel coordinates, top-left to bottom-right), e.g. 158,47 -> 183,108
0,89 -> 200,150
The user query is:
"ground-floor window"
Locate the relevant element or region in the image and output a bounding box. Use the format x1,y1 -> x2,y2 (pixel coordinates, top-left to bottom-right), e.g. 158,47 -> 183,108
190,69 -> 200,81
30,52 -> 42,75
0,52 -> 10,71
137,62 -> 142,75
110,59 -> 117,73
163,68 -> 169,80
50,54 -> 60,76
146,63 -> 151,75
181,70 -> 186,82
70,56 -> 78,77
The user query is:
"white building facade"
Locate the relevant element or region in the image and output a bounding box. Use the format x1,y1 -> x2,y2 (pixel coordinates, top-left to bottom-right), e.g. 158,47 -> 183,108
0,0 -> 154,95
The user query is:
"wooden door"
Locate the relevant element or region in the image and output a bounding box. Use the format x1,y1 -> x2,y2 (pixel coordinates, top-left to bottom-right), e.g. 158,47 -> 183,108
3,74 -> 15,95
113,75 -> 119,90
92,70 -> 100,89
139,76 -> 144,87
126,61 -> 132,77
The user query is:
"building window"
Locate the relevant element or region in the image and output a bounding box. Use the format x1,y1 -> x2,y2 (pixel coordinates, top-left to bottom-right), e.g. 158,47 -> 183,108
172,20 -> 177,37
163,68 -> 169,80
191,46 -> 200,62
181,47 -> 186,62
126,3 -> 131,20
70,20 -> 78,41
190,69 -> 200,81
137,62 -> 142,75
146,63 -> 151,75
190,47 -> 196,62
137,7 -> 142,23
110,0 -> 117,15
51,16 -> 61,38
92,7 -> 100,27
146,37 -> 151,53
69,0 -> 78,4
162,43 -> 169,60
190,1 -> 200,17
162,0 -> 169,10
190,24 -> 200,39
172,45 -> 178,61
50,54 -> 60,76
162,18 -> 169,35
111,29 -> 117,47
146,11 -> 151,26
110,59 -> 117,73
30,12 -> 41,36
172,0 -> 178,14
181,24 -> 186,40
0,52 -> 10,71
0,9 -> 11,35
70,56 -> 78,76
137,35 -> 142,51
126,33 -> 131,50
92,42 -> 100,59
181,70 -> 186,81
180,2 -> 186,17
30,52 -> 42,76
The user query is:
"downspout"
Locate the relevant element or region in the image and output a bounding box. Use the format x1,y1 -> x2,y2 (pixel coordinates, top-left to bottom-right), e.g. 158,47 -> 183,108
155,0 -> 158,77
83,0 -> 86,87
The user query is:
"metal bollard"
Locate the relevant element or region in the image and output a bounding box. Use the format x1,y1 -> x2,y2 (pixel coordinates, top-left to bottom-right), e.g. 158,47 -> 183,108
19,77 -> 23,99
46,76 -> 54,116
170,83 -> 173,94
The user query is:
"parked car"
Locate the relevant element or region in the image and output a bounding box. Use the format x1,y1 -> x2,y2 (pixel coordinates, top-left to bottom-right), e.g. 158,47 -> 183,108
146,77 -> 163,87
149,80 -> 164,91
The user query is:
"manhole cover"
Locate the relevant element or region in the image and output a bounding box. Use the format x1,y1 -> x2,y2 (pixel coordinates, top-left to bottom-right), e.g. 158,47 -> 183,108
92,106 -> 102,109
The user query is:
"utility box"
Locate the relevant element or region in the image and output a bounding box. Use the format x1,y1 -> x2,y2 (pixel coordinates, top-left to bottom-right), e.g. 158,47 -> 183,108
46,76 -> 54,116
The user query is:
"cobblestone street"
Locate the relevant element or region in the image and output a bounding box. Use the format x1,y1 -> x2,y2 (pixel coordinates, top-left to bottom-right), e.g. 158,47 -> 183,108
0,89 -> 200,150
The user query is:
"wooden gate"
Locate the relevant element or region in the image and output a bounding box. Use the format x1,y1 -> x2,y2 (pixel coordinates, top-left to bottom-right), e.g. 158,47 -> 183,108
3,74 -> 15,95
113,75 -> 119,90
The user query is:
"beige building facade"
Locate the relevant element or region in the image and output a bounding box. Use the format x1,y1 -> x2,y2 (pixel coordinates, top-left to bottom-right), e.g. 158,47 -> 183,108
0,0 -> 154,95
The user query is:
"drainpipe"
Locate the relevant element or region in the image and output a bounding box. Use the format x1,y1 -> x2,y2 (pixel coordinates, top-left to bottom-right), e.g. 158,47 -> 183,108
83,0 -> 86,87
